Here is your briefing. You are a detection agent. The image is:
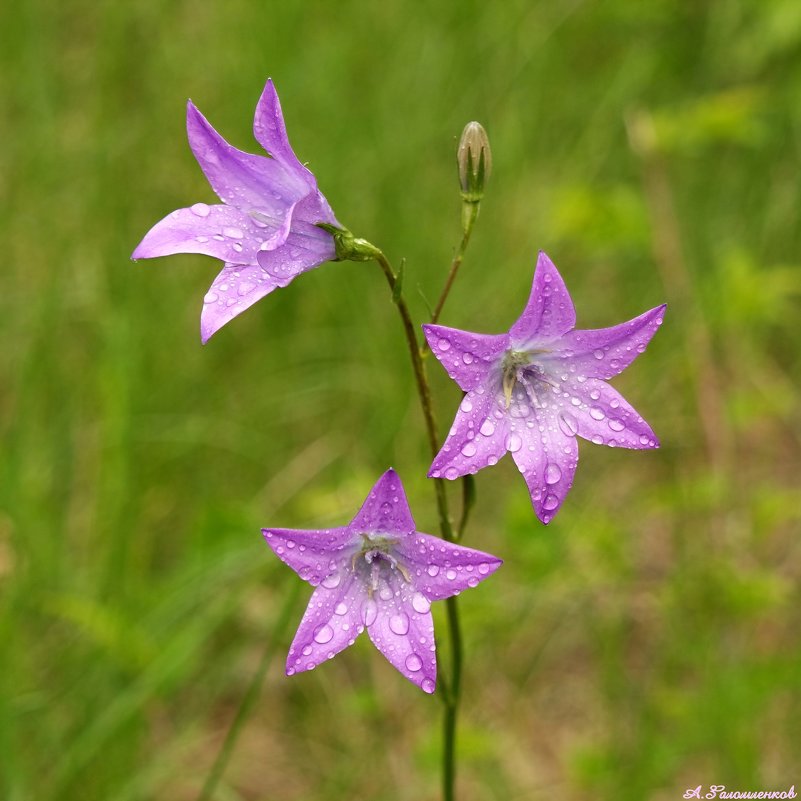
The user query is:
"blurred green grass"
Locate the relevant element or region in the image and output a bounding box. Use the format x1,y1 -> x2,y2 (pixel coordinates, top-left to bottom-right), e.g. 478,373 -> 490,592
1,0 -> 800,799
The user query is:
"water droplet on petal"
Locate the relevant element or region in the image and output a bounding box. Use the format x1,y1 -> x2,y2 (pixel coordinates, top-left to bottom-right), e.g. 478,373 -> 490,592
422,678 -> 435,693
545,463 -> 562,484
223,226 -> 244,239
437,338 -> 451,352
593,349 -> 604,360
460,396 -> 473,413
412,592 -> 431,614
478,562 -> 490,575
543,494 -> 559,511
461,442 -> 477,457
608,418 -> 625,431
203,291 -> 218,304
191,202 -> 210,217
505,433 -> 523,453
405,653 -> 423,672
589,406 -> 605,421
313,624 -> 334,644
389,613 -> 410,635
362,598 -> 378,627
558,412 -> 578,437
446,569 -> 457,581
479,419 -> 495,436
322,573 -> 341,589
462,352 -> 474,364
427,565 -> 440,577
334,602 -> 349,616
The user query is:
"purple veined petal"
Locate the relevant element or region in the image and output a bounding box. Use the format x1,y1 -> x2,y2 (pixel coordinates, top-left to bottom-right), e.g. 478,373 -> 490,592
422,324 -> 509,393
291,187 -> 340,229
200,262 -> 283,343
366,571 -> 437,693
255,227 -> 336,286
186,100 -> 308,214
428,390 -> 509,480
508,409 -> 579,524
348,469 -> 416,536
558,377 -> 659,449
546,304 -> 666,380
262,525 -> 354,585
395,532 -> 502,601
252,78 -> 317,190
132,204 -> 264,264
509,251 -> 576,345
285,574 -> 366,676
188,100 -> 303,209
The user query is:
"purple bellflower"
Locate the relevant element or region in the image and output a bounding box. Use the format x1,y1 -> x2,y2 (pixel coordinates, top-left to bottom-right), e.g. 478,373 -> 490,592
424,252 -> 665,524
262,469 -> 502,693
132,79 -> 340,342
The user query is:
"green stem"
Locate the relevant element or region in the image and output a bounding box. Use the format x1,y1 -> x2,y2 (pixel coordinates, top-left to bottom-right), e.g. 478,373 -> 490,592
426,201 -> 480,336
197,580 -> 301,801
372,249 -> 464,801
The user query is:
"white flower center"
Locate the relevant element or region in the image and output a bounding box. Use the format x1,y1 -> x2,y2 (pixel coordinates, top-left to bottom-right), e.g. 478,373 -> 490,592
500,348 -> 556,409
351,533 -> 411,593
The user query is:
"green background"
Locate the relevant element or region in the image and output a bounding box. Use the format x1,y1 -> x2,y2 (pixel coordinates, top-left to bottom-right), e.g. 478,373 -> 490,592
2,1 -> 800,799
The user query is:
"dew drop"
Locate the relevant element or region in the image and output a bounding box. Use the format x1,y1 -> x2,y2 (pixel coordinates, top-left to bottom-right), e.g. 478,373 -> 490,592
437,338 -> 451,352
589,406 -> 605,421
313,624 -> 334,644
479,419 -> 495,436
593,349 -> 604,360
545,463 -> 562,484
223,226 -> 244,239
412,592 -> 431,614
389,613 -> 410,635
478,562 -> 490,575
608,418 -> 625,432
203,291 -> 218,304
422,678 -> 436,693
362,598 -> 378,627
462,352 -> 474,364
460,396 -> 473,413
558,412 -> 578,437
191,202 -> 210,217
334,602 -> 349,616
543,494 -> 559,511
461,442 -> 477,457
322,573 -> 341,589
427,565 -> 440,577
446,569 -> 457,581
405,654 -> 423,672
505,433 -> 523,453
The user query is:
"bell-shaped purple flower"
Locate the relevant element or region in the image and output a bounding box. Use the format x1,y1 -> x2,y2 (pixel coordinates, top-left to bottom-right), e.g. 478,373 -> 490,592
132,79 -> 340,342
263,469 -> 502,693
424,252 -> 665,524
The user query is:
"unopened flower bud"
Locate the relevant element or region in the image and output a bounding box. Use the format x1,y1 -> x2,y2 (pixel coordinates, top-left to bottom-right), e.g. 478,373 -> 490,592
457,121 -> 491,202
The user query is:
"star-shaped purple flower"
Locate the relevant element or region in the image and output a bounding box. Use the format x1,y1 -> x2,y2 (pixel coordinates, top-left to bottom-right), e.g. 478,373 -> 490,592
263,469 -> 502,693
132,79 -> 340,342
424,252 -> 665,524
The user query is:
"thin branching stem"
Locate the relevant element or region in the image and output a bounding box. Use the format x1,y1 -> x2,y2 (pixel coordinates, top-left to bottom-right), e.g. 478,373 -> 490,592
197,580 -> 301,801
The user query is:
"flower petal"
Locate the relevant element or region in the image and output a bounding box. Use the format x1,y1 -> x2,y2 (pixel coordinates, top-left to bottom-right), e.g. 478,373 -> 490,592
396,533 -> 502,601
508,410 -> 578,524
252,79 -> 317,190
348,469 -> 416,536
255,225 -> 336,284
546,304 -> 666,379
285,576 -> 365,676
509,251 -> 576,345
132,204 -> 264,264
187,100 -> 308,213
428,390 -> 509,479
556,378 -> 659,449
262,526 -> 353,585
422,324 -> 509,393
200,262 -> 279,343
367,572 -> 437,693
